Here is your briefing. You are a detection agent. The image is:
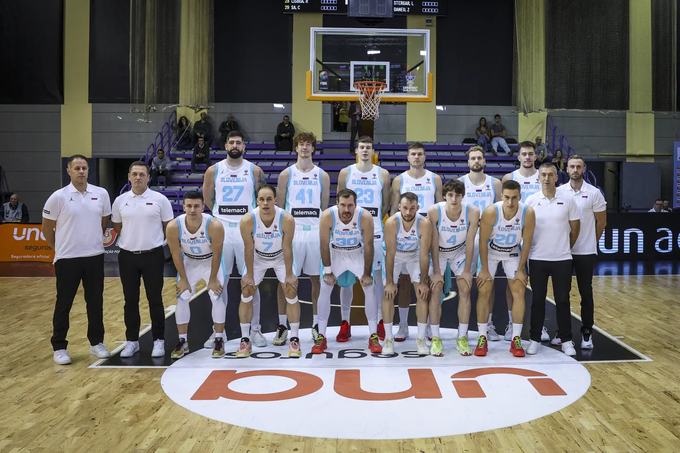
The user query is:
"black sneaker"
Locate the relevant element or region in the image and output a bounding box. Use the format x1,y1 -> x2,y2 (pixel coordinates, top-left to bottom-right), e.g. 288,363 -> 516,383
581,328 -> 593,349
311,323 -> 319,341
273,324 -> 288,346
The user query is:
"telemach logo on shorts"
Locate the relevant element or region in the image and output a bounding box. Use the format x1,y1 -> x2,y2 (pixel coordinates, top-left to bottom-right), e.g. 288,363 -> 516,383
219,205 -> 248,216
364,207 -> 379,217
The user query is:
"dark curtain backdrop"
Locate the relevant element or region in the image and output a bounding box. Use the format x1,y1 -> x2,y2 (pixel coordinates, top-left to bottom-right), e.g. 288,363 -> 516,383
0,0 -> 64,104
546,0 -> 629,110
89,0 -> 131,103
214,0 -> 293,103
652,0 -> 675,112
436,0 -> 514,106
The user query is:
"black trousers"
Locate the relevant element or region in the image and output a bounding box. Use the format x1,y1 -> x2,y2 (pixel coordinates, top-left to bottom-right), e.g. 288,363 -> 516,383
529,259 -> 573,342
119,247 -> 166,341
150,168 -> 172,185
52,254 -> 105,351
191,155 -> 211,172
573,254 -> 595,331
349,122 -> 360,153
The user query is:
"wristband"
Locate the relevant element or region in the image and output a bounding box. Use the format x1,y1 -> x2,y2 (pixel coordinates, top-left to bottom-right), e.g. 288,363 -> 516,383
323,267 -> 333,275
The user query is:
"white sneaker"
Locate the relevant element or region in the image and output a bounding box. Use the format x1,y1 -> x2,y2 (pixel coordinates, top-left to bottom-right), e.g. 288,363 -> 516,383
541,326 -> 551,341
204,330 -> 216,349
504,323 -> 513,341
562,341 -> 577,356
395,324 -> 409,342
151,339 -> 165,358
425,324 -> 432,341
120,341 -> 140,358
53,349 -> 72,365
551,335 -> 562,346
487,324 -> 501,341
416,337 -> 429,355
251,329 -> 267,348
581,329 -> 594,349
383,337 -> 395,354
526,340 -> 541,355
90,343 -> 111,359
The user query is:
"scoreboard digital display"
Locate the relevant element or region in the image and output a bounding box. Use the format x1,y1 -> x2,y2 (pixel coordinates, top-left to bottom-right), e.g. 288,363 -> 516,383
283,0 -> 447,16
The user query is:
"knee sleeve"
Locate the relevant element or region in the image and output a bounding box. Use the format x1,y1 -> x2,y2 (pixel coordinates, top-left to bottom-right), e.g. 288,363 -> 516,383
175,299 -> 191,325
211,298 -> 226,324
286,296 -> 299,305
241,294 -> 253,303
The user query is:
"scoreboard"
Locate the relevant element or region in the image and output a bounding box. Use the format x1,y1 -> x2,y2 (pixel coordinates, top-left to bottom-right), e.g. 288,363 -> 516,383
283,0 -> 447,16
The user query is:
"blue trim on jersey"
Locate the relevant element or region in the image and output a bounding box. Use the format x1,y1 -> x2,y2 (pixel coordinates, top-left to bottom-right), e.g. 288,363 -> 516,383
465,204 -> 470,228
250,163 -> 256,209
493,204 -> 500,227
177,214 -> 184,240
520,204 -> 527,229
278,208 -> 285,237
331,208 -> 337,234
285,167 -> 292,212
357,207 -> 363,235
510,170 -> 516,181
347,165 -> 353,184
415,214 -> 421,237
212,162 -> 220,212
399,174 -> 404,196
437,204 -> 442,228
205,215 -> 212,242
396,213 -> 402,234
251,212 -> 257,237
490,176 -> 496,200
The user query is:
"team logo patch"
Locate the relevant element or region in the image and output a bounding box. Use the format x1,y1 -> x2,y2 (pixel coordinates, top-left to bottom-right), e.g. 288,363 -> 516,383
244,170 -> 249,176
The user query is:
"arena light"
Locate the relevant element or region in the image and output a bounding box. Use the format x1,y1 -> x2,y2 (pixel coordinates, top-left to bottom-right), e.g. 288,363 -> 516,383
436,105 -> 445,111
273,104 -> 285,109
420,50 -> 427,56
367,50 -> 381,55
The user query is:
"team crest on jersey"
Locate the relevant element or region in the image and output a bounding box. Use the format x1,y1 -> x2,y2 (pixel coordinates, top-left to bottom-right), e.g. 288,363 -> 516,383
273,225 -> 278,231
515,218 -> 520,223
244,170 -> 249,176
313,173 -> 318,179
200,231 -> 205,236
460,219 -> 465,224
485,185 -> 490,189
427,178 -> 431,183
373,174 -> 377,179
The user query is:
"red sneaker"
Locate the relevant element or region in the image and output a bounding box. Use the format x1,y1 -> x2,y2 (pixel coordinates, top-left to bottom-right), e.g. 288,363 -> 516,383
369,333 -> 383,353
311,334 -> 327,354
377,319 -> 385,340
336,320 -> 351,342
510,336 -> 525,357
474,335 -> 488,357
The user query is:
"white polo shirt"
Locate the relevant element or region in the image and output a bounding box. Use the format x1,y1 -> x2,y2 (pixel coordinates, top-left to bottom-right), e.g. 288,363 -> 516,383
525,189 -> 580,261
557,180 -> 606,255
111,188 -> 174,252
43,183 -> 112,262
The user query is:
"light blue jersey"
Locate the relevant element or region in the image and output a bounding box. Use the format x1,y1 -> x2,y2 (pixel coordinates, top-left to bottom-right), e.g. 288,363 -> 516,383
346,164 -> 383,234
510,170 -> 540,203
488,201 -> 527,258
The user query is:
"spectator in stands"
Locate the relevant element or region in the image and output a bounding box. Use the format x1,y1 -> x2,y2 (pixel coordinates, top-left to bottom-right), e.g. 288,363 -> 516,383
218,114 -> 239,148
173,116 -> 192,149
663,200 -> 671,211
552,149 -> 567,172
339,102 -> 349,132
275,115 -> 296,151
150,148 -> 172,186
2,193 -> 29,223
191,137 -> 211,173
349,101 -> 361,154
649,199 -> 668,212
475,117 -> 491,151
192,111 -> 213,146
535,136 -> 548,163
489,114 -> 513,157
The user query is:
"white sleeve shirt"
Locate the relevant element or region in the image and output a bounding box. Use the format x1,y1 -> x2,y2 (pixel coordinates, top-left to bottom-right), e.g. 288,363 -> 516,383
42,183 -> 112,262
557,181 -> 606,255
525,189 -> 580,261
112,188 -> 174,252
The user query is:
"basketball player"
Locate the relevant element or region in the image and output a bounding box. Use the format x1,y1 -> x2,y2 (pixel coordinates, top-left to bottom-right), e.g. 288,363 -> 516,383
336,136 -> 390,342
166,191 -> 226,359
236,184 -> 301,358
381,192 -> 432,354
428,180 -> 479,356
314,189 -> 380,353
475,180 -> 535,357
501,141 -> 549,342
389,142 -> 443,342
275,132 -> 330,344
458,146 -> 502,340
202,130 -> 268,348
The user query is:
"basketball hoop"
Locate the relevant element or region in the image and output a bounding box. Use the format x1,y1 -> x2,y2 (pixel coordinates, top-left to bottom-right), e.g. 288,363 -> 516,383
354,81 -> 387,121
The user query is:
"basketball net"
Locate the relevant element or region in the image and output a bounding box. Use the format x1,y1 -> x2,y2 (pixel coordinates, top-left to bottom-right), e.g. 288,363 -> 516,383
354,81 -> 387,121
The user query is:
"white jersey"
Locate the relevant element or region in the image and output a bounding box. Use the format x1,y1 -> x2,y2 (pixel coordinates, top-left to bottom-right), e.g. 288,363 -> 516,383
251,206 -> 285,261
510,170 -> 541,203
394,212 -> 423,260
285,164 -> 322,228
399,170 -> 437,215
345,164 -> 383,234
330,205 -> 364,253
213,159 -> 256,223
461,174 -> 496,217
436,202 -> 471,258
178,213 -> 214,260
488,201 -> 527,258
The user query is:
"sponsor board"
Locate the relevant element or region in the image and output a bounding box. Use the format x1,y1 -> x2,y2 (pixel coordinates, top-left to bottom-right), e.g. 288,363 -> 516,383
162,327 -> 590,439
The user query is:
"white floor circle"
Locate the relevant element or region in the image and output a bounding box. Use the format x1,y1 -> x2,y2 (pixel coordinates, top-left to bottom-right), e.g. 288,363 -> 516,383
161,326 -> 591,439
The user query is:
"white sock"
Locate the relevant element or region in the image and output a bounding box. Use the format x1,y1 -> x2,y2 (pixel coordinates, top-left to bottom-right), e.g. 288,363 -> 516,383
508,310 -> 513,324
313,314 -> 318,326
290,322 -> 300,338
487,313 -> 493,323
240,323 -> 251,339
512,323 -> 523,339
478,322 -> 488,338
458,323 -> 469,339
385,322 -> 394,339
399,307 -> 409,325
431,324 -> 440,338
179,333 -> 188,341
417,322 -> 427,339
340,286 -> 352,321
278,314 -> 287,326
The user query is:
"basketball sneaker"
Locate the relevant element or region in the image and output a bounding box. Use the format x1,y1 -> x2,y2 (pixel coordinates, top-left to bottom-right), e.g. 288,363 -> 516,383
369,334 -> 383,353
120,341 -> 140,358
288,337 -> 302,357
474,335 -> 488,356
504,323 -> 513,341
336,320 -> 351,342
90,343 -> 111,359
377,320 -> 385,340
171,338 -> 189,359
510,336 -> 525,357
456,337 -> 472,356
395,323 -> 409,342
551,335 -> 562,346
311,324 -> 319,342
212,337 -> 225,358
151,339 -> 165,358
53,349 -> 72,365
251,329 -> 267,348
382,337 -> 395,354
236,338 -> 252,358
416,337 -> 429,355
272,324 -> 288,346
541,326 -> 551,341
487,324 -> 500,341
526,340 -> 541,355
561,340 -> 577,357
431,336 -> 444,357
204,328 -> 216,348
581,328 -> 594,349
311,334 -> 327,354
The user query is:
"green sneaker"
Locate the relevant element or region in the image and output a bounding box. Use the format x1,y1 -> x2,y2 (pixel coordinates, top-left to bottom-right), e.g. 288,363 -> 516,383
430,336 -> 444,357
456,336 -> 472,356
